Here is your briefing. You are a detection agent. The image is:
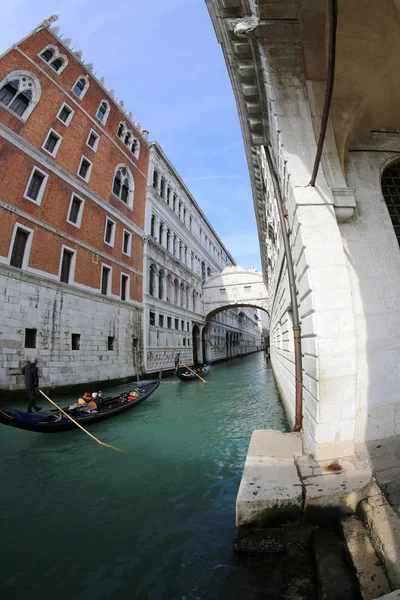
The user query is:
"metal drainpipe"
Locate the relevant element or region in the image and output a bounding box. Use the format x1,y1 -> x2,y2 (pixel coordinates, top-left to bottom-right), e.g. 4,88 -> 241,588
309,0 -> 338,187
264,146 -> 303,432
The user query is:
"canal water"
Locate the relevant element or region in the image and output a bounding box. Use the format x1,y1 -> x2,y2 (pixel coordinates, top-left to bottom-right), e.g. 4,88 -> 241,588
0,352 -> 289,599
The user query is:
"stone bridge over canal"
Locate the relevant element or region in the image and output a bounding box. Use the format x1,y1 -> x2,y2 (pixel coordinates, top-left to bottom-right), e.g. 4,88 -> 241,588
202,266 -> 269,319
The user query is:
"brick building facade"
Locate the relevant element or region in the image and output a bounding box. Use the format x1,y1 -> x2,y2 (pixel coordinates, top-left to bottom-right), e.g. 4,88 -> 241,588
0,16 -> 149,393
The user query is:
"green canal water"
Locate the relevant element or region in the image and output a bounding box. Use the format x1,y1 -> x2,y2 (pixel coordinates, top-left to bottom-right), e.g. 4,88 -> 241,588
0,352 -> 289,599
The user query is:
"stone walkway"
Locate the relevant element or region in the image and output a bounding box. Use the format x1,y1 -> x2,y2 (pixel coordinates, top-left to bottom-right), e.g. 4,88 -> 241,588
357,434 -> 400,515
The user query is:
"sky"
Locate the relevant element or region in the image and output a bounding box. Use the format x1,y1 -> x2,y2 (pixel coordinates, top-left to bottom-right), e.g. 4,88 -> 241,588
1,0 -> 262,271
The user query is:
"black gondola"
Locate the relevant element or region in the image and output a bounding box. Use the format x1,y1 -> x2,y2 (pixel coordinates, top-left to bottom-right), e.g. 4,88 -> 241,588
175,364 -> 211,381
0,378 -> 160,433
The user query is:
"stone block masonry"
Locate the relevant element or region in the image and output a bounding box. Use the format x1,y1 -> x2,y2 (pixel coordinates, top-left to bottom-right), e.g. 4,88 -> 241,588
0,266 -> 142,393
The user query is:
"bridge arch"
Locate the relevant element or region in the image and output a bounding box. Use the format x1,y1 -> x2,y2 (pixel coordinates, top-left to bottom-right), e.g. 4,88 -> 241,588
202,266 -> 269,320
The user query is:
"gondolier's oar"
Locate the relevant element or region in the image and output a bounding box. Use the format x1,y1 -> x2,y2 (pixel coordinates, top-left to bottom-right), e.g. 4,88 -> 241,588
38,389 -> 127,454
181,363 -> 207,383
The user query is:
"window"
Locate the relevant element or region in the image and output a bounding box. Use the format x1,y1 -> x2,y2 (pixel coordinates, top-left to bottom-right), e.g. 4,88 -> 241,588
124,131 -> 131,146
150,311 -> 155,326
159,315 -> 164,327
382,161 -> 400,246
167,317 -> 172,328
112,165 -> 134,207
57,102 -> 74,126
178,202 -> 181,218
181,320 -> 185,331
173,194 -> 177,211
149,264 -> 156,296
121,274 -> 129,301
166,187 -> 171,204
10,227 -> 30,268
0,71 -> 40,121
160,177 -> 165,198
86,129 -> 100,152
60,248 -> 74,283
101,265 -> 111,295
151,215 -> 156,238
122,230 -> 132,256
24,167 -> 48,204
67,194 -> 84,228
131,137 -> 139,158
71,334 -> 80,351
107,336 -> 115,351
183,338 -> 186,346
72,76 -> 89,99
42,129 -> 62,157
104,218 -> 116,246
25,328 -> 37,348
117,122 -> 125,138
96,100 -> 110,124
175,318 -> 179,329
77,156 -> 92,182
153,170 -> 159,189
187,322 -> 190,332
39,45 -> 67,74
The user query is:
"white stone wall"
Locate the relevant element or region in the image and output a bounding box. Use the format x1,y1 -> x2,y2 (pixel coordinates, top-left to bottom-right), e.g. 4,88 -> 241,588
342,133 -> 400,442
0,265 -> 142,391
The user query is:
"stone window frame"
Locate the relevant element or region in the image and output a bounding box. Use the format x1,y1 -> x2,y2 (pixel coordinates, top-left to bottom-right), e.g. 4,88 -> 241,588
117,121 -> 141,159
100,263 -> 112,296
23,165 -> 49,206
8,222 -> 34,270
104,216 -> 116,248
66,193 -> 85,229
71,75 -> 89,100
120,272 -> 130,302
58,244 -> 77,284
0,70 -> 41,122
38,44 -> 68,75
96,99 -> 110,125
42,127 -> 62,158
122,229 -> 132,257
56,101 -> 74,127
86,128 -> 100,153
111,163 -> 135,209
77,155 -> 93,183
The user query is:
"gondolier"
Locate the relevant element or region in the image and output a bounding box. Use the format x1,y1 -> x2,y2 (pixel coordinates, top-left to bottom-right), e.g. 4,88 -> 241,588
22,359 -> 41,413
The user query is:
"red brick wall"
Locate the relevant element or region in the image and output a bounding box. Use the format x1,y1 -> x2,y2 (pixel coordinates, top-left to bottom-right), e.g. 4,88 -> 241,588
0,25 -> 149,303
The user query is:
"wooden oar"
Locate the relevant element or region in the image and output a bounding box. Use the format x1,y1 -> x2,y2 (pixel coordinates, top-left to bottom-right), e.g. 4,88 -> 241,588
181,363 -> 207,383
38,389 -> 127,454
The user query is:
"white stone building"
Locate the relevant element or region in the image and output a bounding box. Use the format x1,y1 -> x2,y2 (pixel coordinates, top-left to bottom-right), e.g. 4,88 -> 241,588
142,142 -> 262,374
206,0 -> 400,459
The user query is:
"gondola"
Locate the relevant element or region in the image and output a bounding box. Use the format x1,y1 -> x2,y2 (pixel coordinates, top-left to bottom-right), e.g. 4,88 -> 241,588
175,364 -> 212,381
0,378 -> 160,433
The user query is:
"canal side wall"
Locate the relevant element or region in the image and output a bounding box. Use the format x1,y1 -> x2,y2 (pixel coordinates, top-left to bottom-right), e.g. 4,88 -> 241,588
0,266 -> 142,395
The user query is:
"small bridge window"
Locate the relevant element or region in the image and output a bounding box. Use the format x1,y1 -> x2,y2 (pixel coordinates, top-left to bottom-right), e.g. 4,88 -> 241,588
219,288 -> 226,295
244,285 -> 251,293
382,161 -> 400,245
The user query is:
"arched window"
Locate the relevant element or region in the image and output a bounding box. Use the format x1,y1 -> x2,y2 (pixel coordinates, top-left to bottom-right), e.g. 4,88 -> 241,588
51,58 -> 63,72
117,122 -> 125,138
174,279 -> 179,304
72,76 -> 89,99
151,214 -> 156,238
172,235 -> 176,255
159,222 -> 164,245
166,229 -> 171,252
180,282 -> 185,307
158,270 -> 164,300
131,138 -> 140,159
186,286 -> 189,308
124,131 -> 132,146
112,165 -> 134,208
193,290 -> 197,312
0,71 -> 40,121
40,47 -> 55,62
153,169 -> 159,189
96,100 -> 110,124
382,161 -> 400,246
149,264 -> 157,296
166,274 -> 172,303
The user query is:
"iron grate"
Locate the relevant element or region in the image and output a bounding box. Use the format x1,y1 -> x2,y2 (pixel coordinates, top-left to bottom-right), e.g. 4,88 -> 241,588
382,162 -> 400,246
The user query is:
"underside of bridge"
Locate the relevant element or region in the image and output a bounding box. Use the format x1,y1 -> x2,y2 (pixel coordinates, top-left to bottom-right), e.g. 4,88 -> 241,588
207,0 -> 400,459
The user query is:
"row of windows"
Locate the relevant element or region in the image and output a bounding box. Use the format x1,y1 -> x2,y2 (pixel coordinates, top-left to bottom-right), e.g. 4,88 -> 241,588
24,327 -> 116,352
149,311 -> 191,332
152,168 -> 222,261
0,65 -> 141,161
150,215 -> 212,280
9,225 -> 131,301
148,266 -> 199,310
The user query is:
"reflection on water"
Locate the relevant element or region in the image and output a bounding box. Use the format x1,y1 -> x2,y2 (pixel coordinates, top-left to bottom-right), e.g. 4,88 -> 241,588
0,353 -> 288,599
